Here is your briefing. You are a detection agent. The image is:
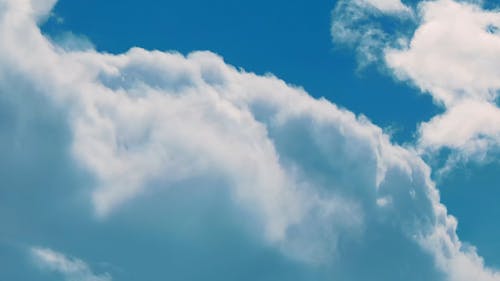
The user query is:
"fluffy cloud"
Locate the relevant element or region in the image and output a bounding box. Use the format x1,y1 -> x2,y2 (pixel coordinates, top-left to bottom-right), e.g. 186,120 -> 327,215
31,247 -> 111,281
419,100 -> 500,156
2,0 -> 500,280
387,0 -> 500,106
385,0 -> 500,161
335,0 -> 500,165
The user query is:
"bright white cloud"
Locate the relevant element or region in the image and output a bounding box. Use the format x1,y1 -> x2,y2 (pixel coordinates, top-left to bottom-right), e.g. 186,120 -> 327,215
386,0 -> 500,106
385,0 -> 500,162
334,0 -> 500,163
2,0 -> 500,280
419,100 -> 500,156
31,247 -> 111,281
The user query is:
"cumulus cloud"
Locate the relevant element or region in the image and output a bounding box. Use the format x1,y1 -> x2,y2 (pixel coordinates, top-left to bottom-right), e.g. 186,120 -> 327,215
386,0 -> 500,105
31,247 -> 111,281
334,0 -> 500,166
385,0 -> 500,163
2,0 -> 500,280
419,100 -> 500,156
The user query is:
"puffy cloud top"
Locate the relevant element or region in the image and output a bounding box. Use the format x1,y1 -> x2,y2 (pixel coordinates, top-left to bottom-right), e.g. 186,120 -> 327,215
385,0 -> 500,162
1,0 -> 499,280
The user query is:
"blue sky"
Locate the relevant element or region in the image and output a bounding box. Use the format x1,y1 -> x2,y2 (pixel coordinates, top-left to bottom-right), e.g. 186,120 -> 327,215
2,0 -> 500,280
42,0 -> 439,143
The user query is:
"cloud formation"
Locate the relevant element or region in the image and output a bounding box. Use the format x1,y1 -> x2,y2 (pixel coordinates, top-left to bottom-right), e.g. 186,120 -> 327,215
385,0 -> 500,163
360,0 -> 411,13
334,0 -> 500,166
31,247 -> 111,281
1,0 -> 499,280
331,0 -> 413,67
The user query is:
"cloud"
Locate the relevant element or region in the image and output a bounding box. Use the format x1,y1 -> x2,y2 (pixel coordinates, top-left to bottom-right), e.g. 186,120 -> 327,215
0,0 -> 57,23
418,100 -> 500,156
359,0 -> 412,14
331,0 -> 413,68
386,0 -> 500,106
31,247 -> 111,281
2,0 -> 500,280
334,0 -> 500,166
384,0 -> 500,164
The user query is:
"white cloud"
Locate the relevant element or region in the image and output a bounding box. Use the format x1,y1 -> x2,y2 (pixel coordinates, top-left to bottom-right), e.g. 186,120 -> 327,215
0,0 -> 57,23
385,0 -> 500,162
31,247 -> 111,281
419,100 -> 500,156
331,0 -> 413,68
358,0 -> 411,14
386,0 -> 500,106
333,0 -> 500,163
2,0 -> 500,280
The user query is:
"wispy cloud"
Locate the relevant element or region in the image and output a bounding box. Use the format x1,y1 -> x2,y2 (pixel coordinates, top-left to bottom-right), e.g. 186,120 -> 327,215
31,247 -> 111,281
331,0 -> 413,68
359,0 -> 412,14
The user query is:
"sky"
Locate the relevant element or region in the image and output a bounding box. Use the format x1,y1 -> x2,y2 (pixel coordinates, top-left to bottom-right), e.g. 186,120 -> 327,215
1,0 -> 500,280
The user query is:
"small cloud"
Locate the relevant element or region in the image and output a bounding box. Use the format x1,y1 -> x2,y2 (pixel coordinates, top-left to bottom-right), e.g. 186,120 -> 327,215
31,247 -> 112,281
49,12 -> 65,24
50,32 -> 95,52
376,196 -> 393,207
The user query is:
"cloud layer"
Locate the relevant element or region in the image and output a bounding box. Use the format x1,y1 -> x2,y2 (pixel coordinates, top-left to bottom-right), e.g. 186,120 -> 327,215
0,0 -> 498,280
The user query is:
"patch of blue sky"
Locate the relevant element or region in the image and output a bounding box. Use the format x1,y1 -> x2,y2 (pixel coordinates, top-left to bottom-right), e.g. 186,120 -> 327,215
41,0 -> 440,143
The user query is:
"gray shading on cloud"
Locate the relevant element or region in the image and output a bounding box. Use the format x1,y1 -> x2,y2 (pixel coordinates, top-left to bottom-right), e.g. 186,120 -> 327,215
0,0 -> 499,281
